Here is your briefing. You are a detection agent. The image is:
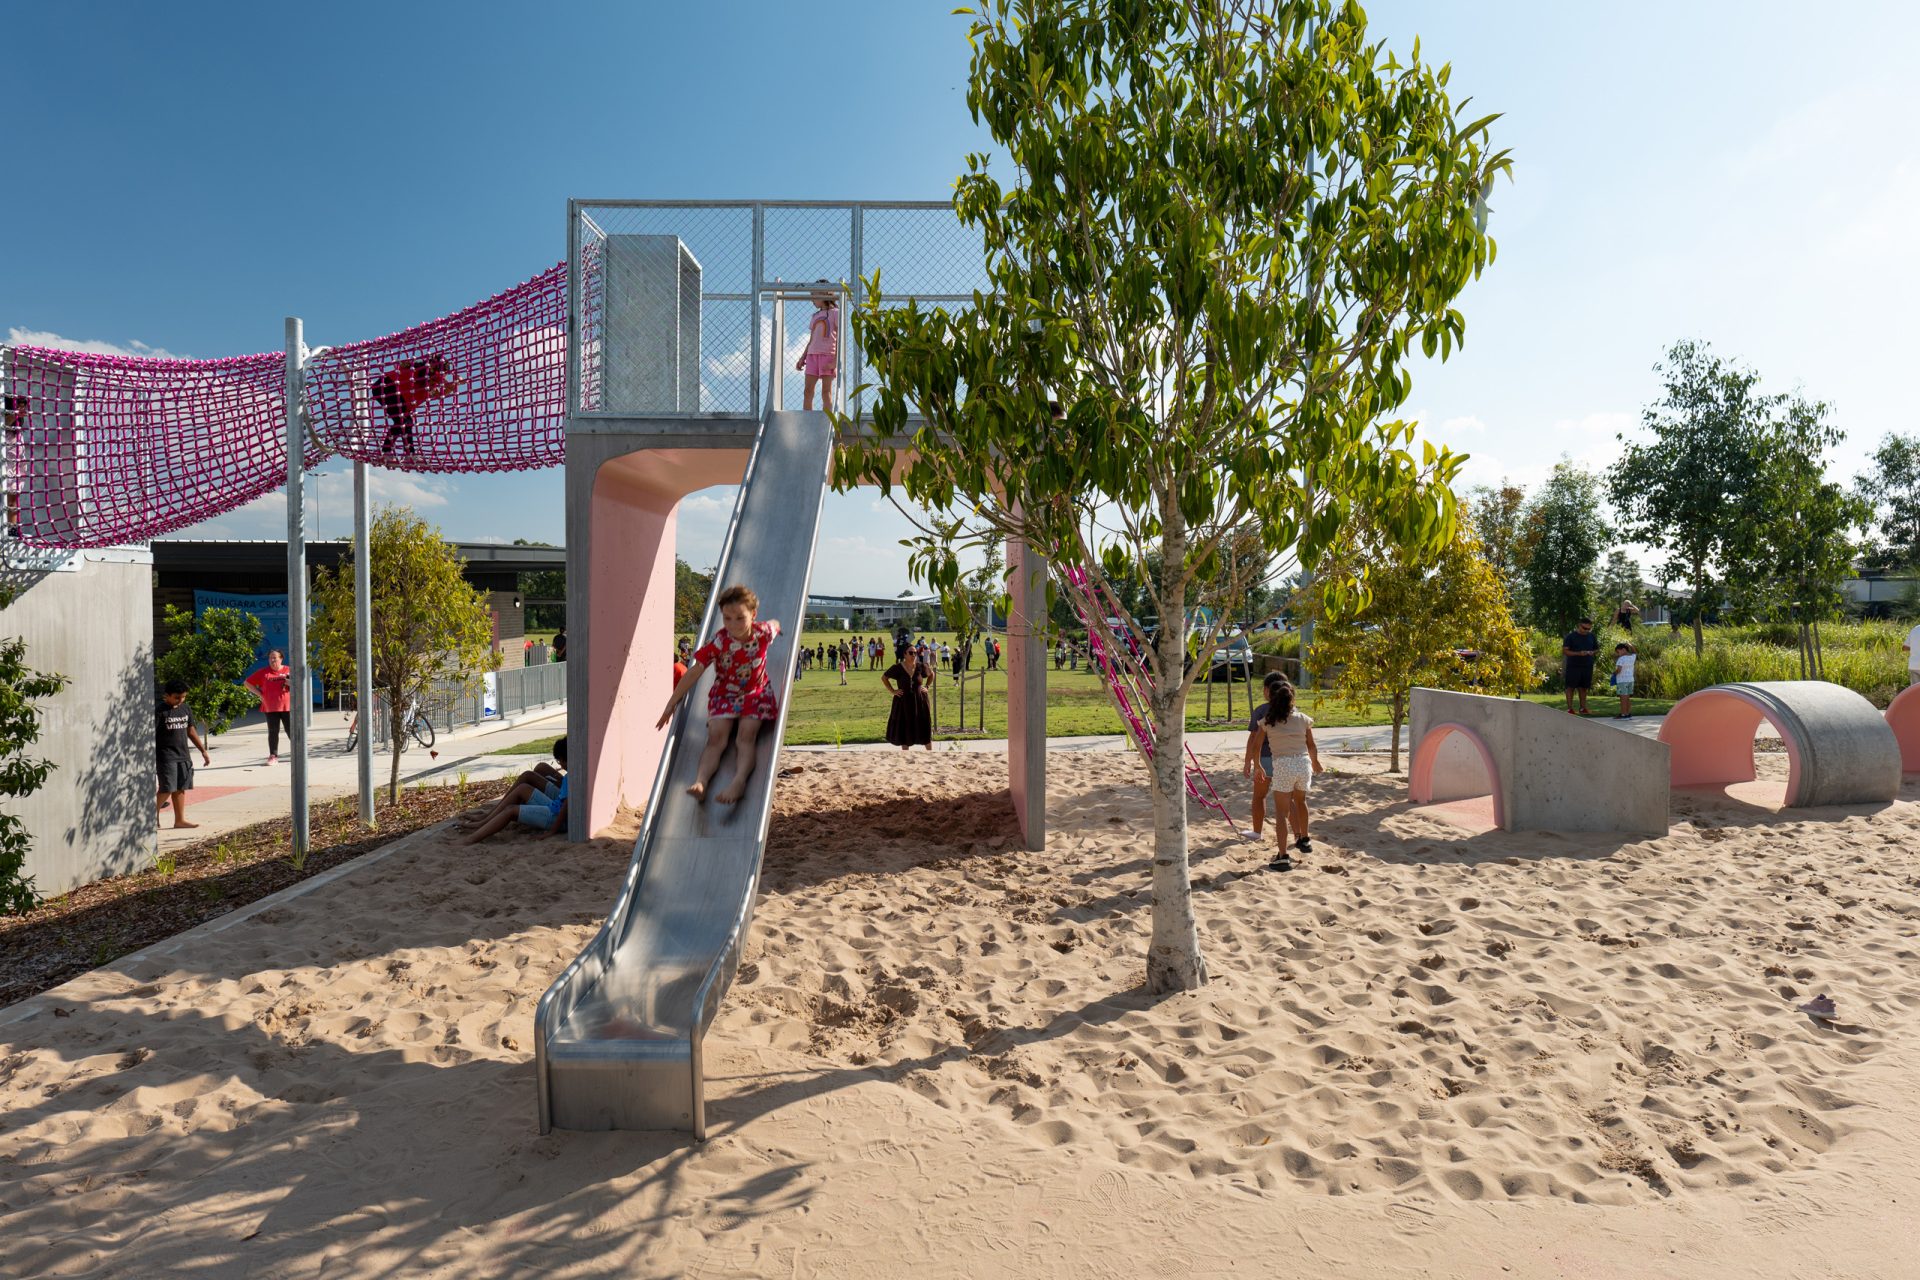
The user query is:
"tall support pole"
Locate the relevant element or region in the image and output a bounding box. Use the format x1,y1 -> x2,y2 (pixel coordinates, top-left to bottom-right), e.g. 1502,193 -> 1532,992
353,460 -> 375,824
750,202 -> 764,418
284,317 -> 311,863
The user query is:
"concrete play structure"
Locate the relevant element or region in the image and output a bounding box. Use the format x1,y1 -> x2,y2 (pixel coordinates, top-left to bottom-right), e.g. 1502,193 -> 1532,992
1658,680 -> 1903,807
1886,684 -> 1920,775
1407,688 -> 1670,835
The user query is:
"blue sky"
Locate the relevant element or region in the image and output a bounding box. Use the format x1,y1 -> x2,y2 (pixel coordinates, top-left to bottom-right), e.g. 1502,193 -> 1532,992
5,2 -> 1917,594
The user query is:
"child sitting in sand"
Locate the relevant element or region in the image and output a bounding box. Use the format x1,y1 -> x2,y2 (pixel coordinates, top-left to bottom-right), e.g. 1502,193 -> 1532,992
1611,642 -> 1637,719
462,737 -> 569,844
659,584 -> 782,805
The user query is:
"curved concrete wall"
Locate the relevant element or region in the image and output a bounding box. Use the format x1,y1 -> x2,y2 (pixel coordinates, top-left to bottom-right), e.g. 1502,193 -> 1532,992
1658,681 -> 1901,807
1882,684 -> 1920,775
1408,689 -> 1669,835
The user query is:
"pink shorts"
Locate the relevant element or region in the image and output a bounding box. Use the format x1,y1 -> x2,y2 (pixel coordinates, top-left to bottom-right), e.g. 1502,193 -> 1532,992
707,685 -> 779,722
802,353 -> 836,379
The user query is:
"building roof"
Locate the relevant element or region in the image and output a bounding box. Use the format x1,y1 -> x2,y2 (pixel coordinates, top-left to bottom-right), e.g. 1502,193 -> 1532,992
151,539 -> 565,575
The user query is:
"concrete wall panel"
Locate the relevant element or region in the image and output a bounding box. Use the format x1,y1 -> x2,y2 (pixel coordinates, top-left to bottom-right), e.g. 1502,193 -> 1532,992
1,551 -> 155,897
1410,688 -> 1669,836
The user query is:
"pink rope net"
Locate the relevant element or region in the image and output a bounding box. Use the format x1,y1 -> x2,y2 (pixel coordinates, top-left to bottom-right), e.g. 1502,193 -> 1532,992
1,346 -> 320,548
304,263 -> 567,472
1059,565 -> 1246,834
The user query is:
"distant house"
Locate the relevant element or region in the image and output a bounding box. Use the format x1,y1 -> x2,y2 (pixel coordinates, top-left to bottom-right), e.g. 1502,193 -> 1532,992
1843,572 -> 1919,617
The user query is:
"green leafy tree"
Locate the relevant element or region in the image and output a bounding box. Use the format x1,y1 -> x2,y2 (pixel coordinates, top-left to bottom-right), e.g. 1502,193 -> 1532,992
1595,549 -> 1646,616
839,0 -> 1504,991
1464,480 -> 1530,617
1610,340 -> 1775,656
312,507 -> 499,802
0,601 -> 68,914
1853,432 -> 1920,571
155,605 -> 264,736
1521,461 -> 1610,634
674,558 -> 714,633
1729,398 -> 1869,676
1311,525 -> 1534,772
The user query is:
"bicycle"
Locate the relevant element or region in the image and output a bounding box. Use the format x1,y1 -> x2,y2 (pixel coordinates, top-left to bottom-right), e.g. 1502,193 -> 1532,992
344,699 -> 436,753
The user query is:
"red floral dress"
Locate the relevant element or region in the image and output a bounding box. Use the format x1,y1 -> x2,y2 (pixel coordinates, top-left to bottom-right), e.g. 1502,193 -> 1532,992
694,620 -> 783,721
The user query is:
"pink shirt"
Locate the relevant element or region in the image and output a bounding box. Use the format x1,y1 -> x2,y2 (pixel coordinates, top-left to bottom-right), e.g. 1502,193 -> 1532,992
806,305 -> 838,358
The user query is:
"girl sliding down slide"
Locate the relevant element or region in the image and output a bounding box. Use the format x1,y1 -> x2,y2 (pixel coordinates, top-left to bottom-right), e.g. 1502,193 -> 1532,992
659,584 -> 782,805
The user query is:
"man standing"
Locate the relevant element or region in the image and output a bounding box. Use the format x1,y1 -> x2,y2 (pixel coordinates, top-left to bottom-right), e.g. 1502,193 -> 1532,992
156,680 -> 212,830
1904,617 -> 1920,686
1562,618 -> 1601,715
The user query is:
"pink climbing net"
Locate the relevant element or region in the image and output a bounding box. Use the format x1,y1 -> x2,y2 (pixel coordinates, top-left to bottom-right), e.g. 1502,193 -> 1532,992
304,262 -> 567,472
1059,565 -> 1244,834
1,346 -> 321,548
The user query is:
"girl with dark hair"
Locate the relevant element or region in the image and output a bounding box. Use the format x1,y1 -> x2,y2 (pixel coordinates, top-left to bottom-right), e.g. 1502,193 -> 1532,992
1241,675 -> 1322,871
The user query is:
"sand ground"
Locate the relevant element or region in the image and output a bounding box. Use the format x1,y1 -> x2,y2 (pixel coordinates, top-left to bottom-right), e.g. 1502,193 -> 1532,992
2,751 -> 1917,1278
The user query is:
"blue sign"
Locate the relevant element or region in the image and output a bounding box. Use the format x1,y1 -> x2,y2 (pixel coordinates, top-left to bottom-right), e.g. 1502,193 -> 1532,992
193,590 -> 322,705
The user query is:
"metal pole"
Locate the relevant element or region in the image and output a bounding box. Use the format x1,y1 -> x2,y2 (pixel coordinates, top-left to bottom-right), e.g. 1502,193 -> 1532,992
284,317 -> 311,863
850,204 -> 863,418
353,459 -> 374,824
1297,19 -> 1321,693
750,202 -> 764,418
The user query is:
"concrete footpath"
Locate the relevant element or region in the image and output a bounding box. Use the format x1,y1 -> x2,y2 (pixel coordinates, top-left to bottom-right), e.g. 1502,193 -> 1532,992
161,706 -> 569,852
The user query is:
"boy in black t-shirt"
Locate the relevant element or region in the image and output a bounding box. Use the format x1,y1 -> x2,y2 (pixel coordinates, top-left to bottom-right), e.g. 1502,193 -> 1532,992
1562,618 -> 1601,716
156,680 -> 212,829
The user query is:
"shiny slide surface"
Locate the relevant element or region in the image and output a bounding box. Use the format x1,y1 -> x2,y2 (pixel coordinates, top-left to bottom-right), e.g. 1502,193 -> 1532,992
535,410 -> 832,1135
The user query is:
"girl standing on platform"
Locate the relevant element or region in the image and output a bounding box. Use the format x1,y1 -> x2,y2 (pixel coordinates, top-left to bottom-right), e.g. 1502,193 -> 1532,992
796,283 -> 838,411
658,584 -> 783,805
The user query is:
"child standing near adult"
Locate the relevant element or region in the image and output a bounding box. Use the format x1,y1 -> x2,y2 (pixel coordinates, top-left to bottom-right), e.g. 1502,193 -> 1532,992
1611,642 -> 1637,719
659,585 -> 783,805
156,680 -> 211,830
796,284 -> 838,411
1242,677 -> 1322,871
245,648 -> 293,764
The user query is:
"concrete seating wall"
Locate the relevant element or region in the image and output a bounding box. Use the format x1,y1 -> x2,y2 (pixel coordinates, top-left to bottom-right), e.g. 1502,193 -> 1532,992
1407,688 -> 1670,836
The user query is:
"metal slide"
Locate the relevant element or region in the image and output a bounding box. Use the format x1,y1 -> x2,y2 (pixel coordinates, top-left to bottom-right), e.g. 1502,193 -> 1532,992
534,409 -> 833,1136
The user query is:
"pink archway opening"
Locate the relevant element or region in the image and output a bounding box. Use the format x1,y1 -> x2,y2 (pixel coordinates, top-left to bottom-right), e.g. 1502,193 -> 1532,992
1658,687 -> 1804,805
1888,685 -> 1920,775
1408,722 -> 1505,831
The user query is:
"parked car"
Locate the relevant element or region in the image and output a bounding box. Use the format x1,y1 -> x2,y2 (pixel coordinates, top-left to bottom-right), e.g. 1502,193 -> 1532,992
1205,636 -> 1255,682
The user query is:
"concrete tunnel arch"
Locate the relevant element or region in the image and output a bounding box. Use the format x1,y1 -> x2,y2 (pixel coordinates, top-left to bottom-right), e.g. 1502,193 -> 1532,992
1887,684 -> 1920,775
1658,680 -> 1902,808
1407,721 -> 1506,828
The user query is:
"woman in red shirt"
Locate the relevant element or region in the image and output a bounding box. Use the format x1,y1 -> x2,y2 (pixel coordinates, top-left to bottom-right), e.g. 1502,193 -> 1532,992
245,649 -> 294,764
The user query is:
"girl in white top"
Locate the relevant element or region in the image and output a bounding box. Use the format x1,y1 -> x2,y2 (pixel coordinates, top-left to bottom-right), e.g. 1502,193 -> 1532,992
1611,642 -> 1637,719
1241,677 -> 1323,871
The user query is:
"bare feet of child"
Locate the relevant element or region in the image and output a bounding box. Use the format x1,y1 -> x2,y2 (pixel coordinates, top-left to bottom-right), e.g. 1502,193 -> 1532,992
172,821 -> 199,830
686,781 -> 707,802
714,785 -> 744,805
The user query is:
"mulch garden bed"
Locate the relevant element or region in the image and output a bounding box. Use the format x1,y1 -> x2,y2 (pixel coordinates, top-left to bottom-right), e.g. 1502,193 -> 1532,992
0,779 -> 510,1008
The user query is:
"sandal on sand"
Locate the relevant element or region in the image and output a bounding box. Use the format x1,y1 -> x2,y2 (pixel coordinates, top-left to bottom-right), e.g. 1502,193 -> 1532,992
1268,853 -> 1293,872
1294,836 -> 1313,854
1799,994 -> 1838,1020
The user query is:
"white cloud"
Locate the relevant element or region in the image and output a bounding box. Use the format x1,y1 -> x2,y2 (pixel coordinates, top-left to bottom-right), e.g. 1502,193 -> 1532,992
681,493 -> 729,514
366,470 -> 451,510
6,327 -> 183,359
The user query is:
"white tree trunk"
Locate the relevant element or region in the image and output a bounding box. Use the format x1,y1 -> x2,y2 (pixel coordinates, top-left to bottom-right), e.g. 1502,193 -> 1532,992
1144,509 -> 1207,995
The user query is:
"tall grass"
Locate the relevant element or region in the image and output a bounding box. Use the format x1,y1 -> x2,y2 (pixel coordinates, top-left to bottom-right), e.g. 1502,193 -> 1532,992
1622,622 -> 1909,706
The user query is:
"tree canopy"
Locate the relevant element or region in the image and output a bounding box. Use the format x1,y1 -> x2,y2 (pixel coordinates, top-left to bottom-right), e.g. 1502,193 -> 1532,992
1311,523 -> 1534,771
1854,432 -> 1920,572
838,0 -> 1506,992
155,605 -> 263,737
1521,461 -> 1610,633
312,507 -> 497,803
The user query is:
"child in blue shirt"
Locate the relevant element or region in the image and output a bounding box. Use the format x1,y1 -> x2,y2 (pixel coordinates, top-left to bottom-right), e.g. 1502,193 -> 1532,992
462,736 -> 570,844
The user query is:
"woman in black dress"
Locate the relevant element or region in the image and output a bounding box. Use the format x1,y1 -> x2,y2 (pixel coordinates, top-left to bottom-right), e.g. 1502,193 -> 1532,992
882,646 -> 934,750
